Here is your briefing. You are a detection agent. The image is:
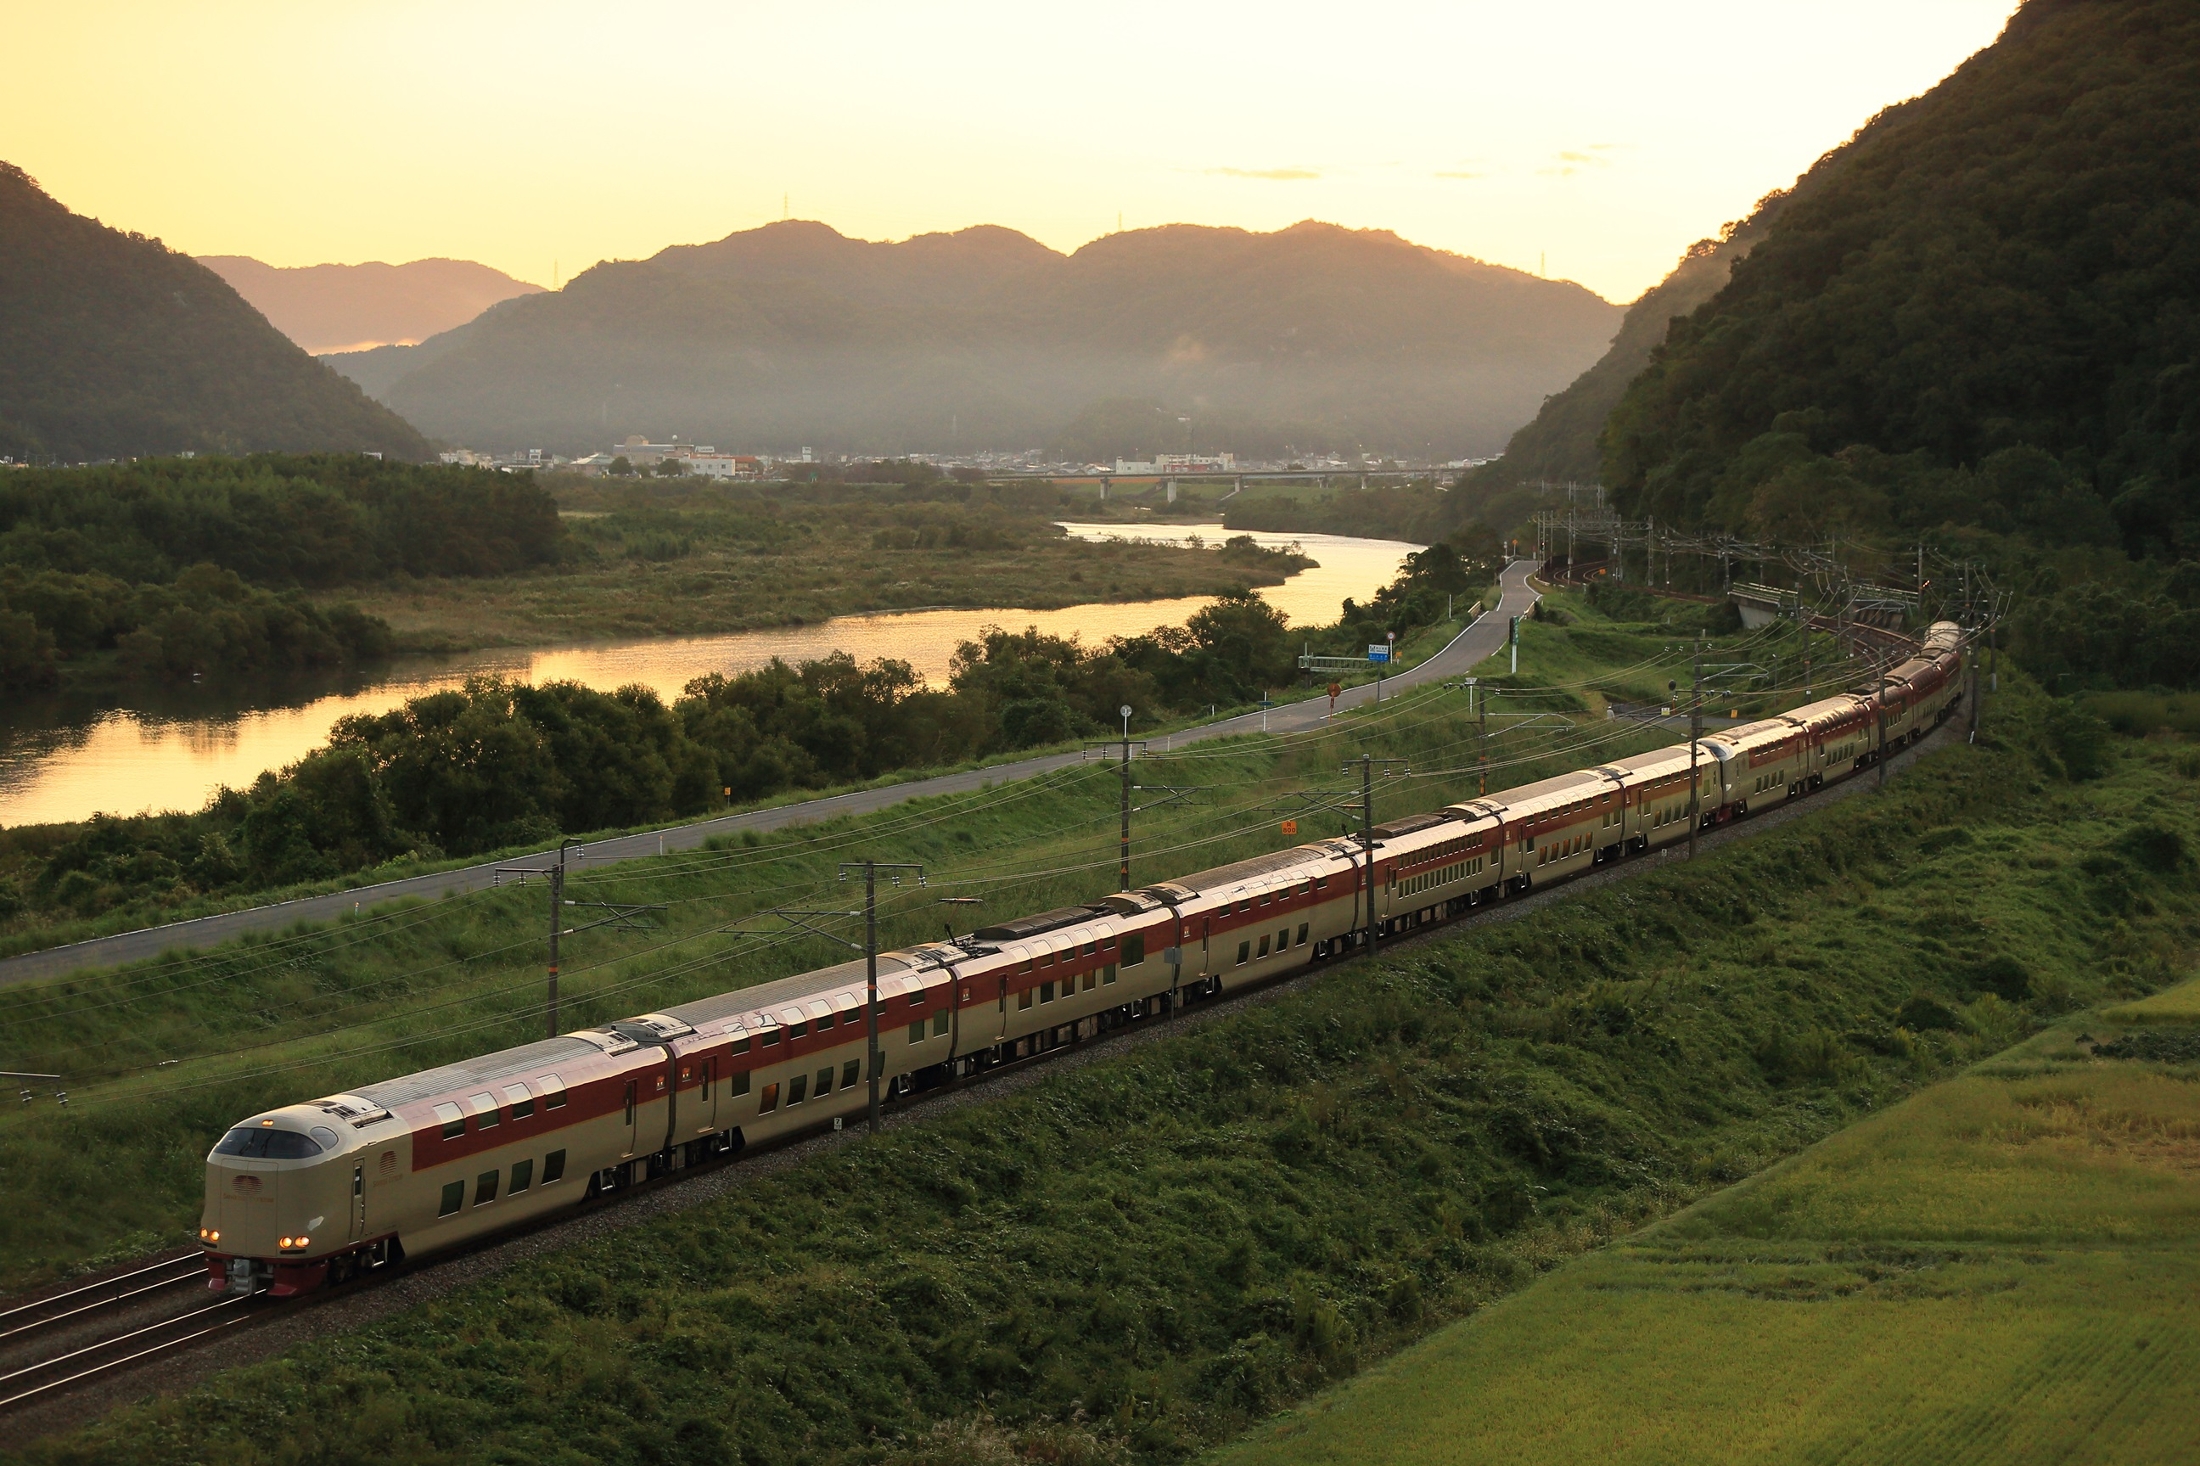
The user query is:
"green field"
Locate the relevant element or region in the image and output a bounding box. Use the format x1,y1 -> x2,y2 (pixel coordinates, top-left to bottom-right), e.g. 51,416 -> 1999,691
322,482 -> 1312,651
1209,985 -> 2200,1466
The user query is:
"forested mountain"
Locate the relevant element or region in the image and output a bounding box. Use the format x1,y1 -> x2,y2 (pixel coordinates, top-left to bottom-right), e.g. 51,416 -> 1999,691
1601,0 -> 2199,559
0,164 -> 431,464
199,255 -> 543,355
327,220 -> 1621,457
1459,213 -> 1776,533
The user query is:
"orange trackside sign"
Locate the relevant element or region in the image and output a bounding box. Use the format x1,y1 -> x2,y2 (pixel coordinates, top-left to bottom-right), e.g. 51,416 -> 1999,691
1280,819 -> 1299,836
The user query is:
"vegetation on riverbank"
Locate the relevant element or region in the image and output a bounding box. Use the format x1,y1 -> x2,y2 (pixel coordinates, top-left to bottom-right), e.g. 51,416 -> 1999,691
7,639 -> 2193,1465
0,455 -> 563,689
0,536 -> 1493,950
328,474 -> 1316,650
1211,982 -> 2200,1465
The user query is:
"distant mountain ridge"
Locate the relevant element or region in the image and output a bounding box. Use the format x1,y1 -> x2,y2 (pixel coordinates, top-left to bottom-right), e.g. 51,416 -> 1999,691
200,255 -> 544,355
0,163 -> 431,463
329,219 -> 1622,457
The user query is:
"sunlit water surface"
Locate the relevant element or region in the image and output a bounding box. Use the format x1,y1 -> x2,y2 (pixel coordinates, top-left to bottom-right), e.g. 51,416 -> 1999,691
0,524 -> 1417,827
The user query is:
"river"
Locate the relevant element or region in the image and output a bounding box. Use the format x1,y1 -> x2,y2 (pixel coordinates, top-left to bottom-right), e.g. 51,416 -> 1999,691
0,524 -> 1416,828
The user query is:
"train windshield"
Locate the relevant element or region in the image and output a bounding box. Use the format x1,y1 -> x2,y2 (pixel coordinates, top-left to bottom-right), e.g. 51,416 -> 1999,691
212,1125 -> 323,1159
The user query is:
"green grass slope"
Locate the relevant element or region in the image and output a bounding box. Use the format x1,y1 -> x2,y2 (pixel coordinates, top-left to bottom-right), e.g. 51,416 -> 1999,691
1211,989 -> 2200,1466
9,650 -> 2197,1463
1601,0 -> 2200,558
0,165 -> 431,463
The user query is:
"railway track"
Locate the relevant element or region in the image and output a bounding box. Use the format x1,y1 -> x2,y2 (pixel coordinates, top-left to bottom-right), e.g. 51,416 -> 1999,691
0,1256 -> 260,1412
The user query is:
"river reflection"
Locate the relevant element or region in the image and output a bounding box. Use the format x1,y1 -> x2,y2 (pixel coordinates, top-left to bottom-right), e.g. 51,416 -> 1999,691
0,524 -> 1416,827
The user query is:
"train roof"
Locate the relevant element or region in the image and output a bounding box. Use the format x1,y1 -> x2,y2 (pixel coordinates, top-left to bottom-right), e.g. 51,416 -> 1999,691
1156,845 -> 1336,897
973,904 -> 1110,942
353,1033 -> 611,1109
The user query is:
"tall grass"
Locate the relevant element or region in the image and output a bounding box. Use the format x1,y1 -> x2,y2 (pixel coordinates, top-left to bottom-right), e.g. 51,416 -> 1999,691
13,656 -> 2196,1464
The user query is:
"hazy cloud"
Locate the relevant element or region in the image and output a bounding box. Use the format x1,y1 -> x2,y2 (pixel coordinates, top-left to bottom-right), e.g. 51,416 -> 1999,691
1208,166 -> 1322,181
1539,144 -> 1623,178
1434,169 -> 1489,181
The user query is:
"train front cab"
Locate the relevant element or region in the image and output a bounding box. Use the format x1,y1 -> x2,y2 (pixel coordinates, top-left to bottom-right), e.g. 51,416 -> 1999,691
200,1099 -> 407,1297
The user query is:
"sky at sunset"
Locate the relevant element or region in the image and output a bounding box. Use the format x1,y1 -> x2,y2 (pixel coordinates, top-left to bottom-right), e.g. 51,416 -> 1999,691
8,0 -> 2020,305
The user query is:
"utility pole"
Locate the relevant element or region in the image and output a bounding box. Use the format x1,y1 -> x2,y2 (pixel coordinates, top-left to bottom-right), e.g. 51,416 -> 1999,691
1473,678 -> 1488,795
1344,755 -> 1410,958
1510,614 -> 1521,675
1688,637 -> 1703,861
840,860 -> 925,1134
497,841 -> 578,1038
1875,650 -> 1889,792
1119,705 -> 1134,891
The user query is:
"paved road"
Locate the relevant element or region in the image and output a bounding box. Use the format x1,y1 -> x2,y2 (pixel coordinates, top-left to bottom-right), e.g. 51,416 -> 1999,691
0,562 -> 1544,989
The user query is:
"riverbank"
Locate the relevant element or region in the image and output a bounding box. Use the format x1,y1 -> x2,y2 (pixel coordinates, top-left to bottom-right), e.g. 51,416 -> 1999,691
315,485 -> 1315,652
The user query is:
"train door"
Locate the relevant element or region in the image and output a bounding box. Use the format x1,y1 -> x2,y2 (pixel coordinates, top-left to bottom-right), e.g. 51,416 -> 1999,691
349,1163 -> 365,1242
621,1079 -> 639,1157
700,1058 -> 718,1135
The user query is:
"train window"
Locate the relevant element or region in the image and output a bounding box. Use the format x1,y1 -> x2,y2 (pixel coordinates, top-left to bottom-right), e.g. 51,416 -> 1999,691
731,1034 -> 752,1054
731,1070 -> 751,1096
468,1092 -> 500,1128
1039,950 -> 1054,967
841,1060 -> 860,1089
510,1159 -> 533,1194
816,1009 -> 836,1030
789,1018 -> 809,1039
1237,941 -> 1251,965
1040,981 -> 1055,1003
1100,935 -> 1116,951
311,1126 -> 340,1151
1019,988 -> 1033,1010
215,1125 -> 325,1158
432,1103 -> 465,1140
1258,893 -> 1272,906
1277,928 -> 1289,951
1083,971 -> 1097,992
1103,964 -> 1118,984
817,1067 -> 835,1096
934,1010 -> 950,1035
788,1074 -> 808,1105
475,1169 -> 499,1205
539,1075 -> 567,1108
544,1150 -> 567,1184
1085,941 -> 1099,956
1258,935 -> 1272,958
760,1027 -> 781,1046
439,1181 -> 464,1216
1021,959 -> 1034,974
1315,876 -> 1328,890
909,1019 -> 927,1044
1297,923 -> 1309,945
1122,934 -> 1146,966
759,1083 -> 779,1114
503,1084 -> 534,1118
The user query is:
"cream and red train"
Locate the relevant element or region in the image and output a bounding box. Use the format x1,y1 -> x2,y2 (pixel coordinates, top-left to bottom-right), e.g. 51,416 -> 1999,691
199,623 -> 1967,1296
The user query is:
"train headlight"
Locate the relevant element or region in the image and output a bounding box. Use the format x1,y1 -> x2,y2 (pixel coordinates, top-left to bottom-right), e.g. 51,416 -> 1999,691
297,1236 -> 310,1248
280,1236 -> 294,1248
209,1230 -> 219,1242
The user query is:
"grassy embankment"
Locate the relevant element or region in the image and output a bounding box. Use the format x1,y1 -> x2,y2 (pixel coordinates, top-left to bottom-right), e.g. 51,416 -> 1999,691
0,598 -> 1685,1289
1210,986 -> 2200,1466
11,606 -> 2192,1464
327,480 -> 1313,651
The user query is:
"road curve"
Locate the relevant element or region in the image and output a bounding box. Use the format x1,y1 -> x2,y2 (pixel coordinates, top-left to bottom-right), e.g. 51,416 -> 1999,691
0,562 -> 1543,990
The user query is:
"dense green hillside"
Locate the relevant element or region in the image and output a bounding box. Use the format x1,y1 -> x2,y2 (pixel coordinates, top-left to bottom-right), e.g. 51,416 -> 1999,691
1458,213 -> 1776,534
1601,0 -> 2199,558
0,164 -> 431,463
327,220 -> 1620,458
